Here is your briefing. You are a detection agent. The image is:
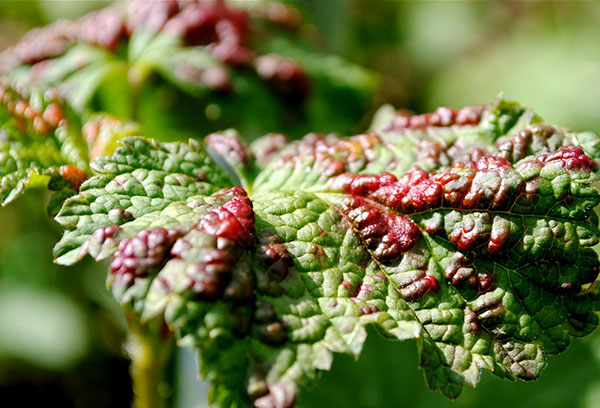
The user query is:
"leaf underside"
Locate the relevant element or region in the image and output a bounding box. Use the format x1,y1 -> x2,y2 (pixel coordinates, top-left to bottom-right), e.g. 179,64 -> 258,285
51,99 -> 600,407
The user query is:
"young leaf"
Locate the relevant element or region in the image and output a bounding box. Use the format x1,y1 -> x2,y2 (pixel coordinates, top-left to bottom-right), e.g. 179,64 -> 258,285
1,0 -> 376,140
54,100 -> 600,407
0,79 -> 89,206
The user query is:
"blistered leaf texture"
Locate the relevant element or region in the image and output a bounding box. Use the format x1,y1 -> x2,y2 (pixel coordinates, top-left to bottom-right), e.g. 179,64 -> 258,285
55,99 -> 600,407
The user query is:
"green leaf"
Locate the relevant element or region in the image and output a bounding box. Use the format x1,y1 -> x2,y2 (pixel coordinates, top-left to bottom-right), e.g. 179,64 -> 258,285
53,136 -> 233,265
249,100 -> 600,399
53,100 -> 600,407
0,80 -> 89,206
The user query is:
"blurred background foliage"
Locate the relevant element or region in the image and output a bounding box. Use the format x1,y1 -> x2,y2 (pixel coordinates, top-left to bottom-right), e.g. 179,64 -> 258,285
2,1 -> 600,407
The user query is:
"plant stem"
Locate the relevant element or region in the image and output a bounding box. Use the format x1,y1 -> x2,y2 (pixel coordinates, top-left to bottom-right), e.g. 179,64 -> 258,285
126,312 -> 175,408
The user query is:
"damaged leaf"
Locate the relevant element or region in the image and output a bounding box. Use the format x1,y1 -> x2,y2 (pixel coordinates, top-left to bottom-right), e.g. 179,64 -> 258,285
54,99 -> 600,406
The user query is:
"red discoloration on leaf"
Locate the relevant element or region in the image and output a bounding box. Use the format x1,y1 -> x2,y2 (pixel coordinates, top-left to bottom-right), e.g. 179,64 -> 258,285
42,103 -> 65,128
1,1 -> 311,99
110,227 -> 180,279
127,0 -> 179,33
108,207 -> 134,222
60,165 -> 87,190
495,124 -> 589,164
475,301 -> 505,325
487,219 -> 511,254
3,5 -> 124,65
383,106 -> 485,132
171,187 -> 256,300
331,169 -> 442,213
0,81 -> 65,135
341,280 -> 353,291
185,262 -> 224,300
279,132 -> 383,177
200,186 -> 255,247
312,244 -> 326,264
445,266 -> 475,287
107,188 -> 255,300
161,1 -> 252,64
82,224 -> 121,258
175,63 -> 232,91
76,6 -> 125,51
477,272 -> 493,293
338,196 -> 421,262
444,255 -> 494,293
356,283 -> 373,299
205,131 -> 252,169
399,275 -> 439,301
465,311 -> 480,333
93,224 -> 121,243
253,133 -> 289,165
256,232 -> 293,297
448,213 -> 492,252
534,146 -> 598,172
330,153 -> 521,214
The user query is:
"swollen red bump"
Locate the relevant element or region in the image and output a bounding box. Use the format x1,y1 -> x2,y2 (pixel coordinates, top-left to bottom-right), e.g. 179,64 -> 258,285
537,146 -> 598,172
339,196 -> 421,262
384,106 -> 485,132
110,227 -> 180,279
399,275 -> 439,301
200,187 -> 255,248
257,233 -> 294,282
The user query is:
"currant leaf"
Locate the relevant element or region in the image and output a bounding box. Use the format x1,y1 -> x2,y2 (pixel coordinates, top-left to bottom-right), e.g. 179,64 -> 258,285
53,136 -> 233,265
0,79 -> 89,206
249,100 -> 600,400
53,100 -> 600,407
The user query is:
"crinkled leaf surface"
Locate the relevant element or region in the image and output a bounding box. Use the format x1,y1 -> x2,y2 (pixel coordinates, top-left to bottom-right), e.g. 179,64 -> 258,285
54,100 -> 600,407
0,80 -> 89,206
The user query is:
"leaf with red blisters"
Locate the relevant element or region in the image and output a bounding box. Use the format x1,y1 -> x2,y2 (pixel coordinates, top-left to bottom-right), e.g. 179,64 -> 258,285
52,99 -> 600,407
0,79 -> 89,206
249,98 -> 600,401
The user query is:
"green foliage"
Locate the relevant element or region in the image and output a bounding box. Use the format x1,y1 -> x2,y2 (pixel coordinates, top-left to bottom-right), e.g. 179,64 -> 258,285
1,1 -> 377,141
46,99 -> 600,407
0,80 -> 88,206
2,2 -> 600,407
